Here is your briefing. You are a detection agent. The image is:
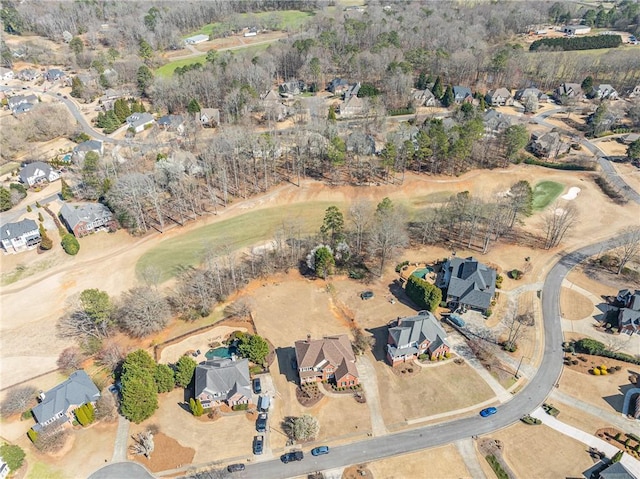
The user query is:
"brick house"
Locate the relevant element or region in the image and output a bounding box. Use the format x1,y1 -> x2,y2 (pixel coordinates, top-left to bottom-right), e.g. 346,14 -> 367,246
59,203 -> 116,237
386,311 -> 450,366
294,335 -> 359,387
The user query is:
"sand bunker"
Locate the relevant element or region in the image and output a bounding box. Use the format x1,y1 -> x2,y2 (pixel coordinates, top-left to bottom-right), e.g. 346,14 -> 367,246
561,187 -> 581,200
555,208 -> 566,216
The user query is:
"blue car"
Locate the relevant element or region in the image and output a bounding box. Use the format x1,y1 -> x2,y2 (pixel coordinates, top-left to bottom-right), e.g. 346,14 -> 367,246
480,407 -> 497,417
311,446 -> 330,456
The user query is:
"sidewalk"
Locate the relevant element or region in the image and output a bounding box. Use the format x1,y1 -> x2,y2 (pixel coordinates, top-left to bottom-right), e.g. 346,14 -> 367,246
455,438 -> 487,479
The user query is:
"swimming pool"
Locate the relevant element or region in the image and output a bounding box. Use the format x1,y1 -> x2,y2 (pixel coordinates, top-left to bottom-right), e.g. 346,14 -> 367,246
412,267 -> 434,279
205,346 -> 234,360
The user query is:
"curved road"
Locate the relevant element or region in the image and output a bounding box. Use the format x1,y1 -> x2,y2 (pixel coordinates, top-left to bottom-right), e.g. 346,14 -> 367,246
184,235 -> 633,479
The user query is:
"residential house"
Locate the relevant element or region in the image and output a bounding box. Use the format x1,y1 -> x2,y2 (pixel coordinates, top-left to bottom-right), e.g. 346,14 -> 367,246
554,82 -> 583,101
262,90 -> 288,122
279,79 -> 304,97
327,78 -> 351,95
12,103 -> 34,116
45,69 -> 65,82
485,88 -> 513,106
412,88 -> 438,107
294,335 -> 359,387
0,457 -> 8,479
157,114 -> 185,134
72,140 -> 103,161
60,203 -> 116,237
386,311 -> 450,366
244,28 -> 258,37
19,161 -> 60,187
194,358 -> 252,408
483,109 -> 512,135
593,84 -> 619,100
616,289 -> 640,335
529,131 -> 570,158
515,87 -> 549,103
1,219 -> 40,253
18,69 -> 39,81
184,34 -> 209,45
125,112 -> 155,133
621,133 -> 640,145
0,67 -> 14,81
628,85 -> 640,99
343,82 -> 361,100
62,31 -> 73,43
197,108 -> 220,127
440,256 -> 496,313
562,24 -> 591,35
7,94 -> 37,112
31,370 -> 100,433
339,95 -> 366,117
598,461 -> 637,479
453,86 -> 473,104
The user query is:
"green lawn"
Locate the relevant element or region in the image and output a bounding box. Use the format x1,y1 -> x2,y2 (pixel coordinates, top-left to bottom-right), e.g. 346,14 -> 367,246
184,10 -> 314,38
156,55 -> 207,78
27,462 -> 66,479
136,201 -> 343,282
532,181 -> 565,211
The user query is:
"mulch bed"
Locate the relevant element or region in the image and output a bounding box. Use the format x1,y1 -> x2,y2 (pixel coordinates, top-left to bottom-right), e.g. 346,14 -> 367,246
596,428 -> 640,458
296,384 -> 324,407
563,353 -> 635,377
389,362 -> 419,377
130,432 -> 195,473
342,464 -> 373,479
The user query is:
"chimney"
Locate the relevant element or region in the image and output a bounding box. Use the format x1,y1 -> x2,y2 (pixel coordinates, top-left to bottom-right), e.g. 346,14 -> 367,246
306,334 -> 311,343
38,391 -> 46,402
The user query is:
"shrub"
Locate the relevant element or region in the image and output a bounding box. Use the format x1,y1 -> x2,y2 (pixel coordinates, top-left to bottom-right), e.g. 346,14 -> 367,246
485,309 -> 492,317
592,368 -> 601,375
511,269 -> 522,280
61,234 -> 80,255
35,201 -> 41,208
405,275 -> 442,312
444,352 -> 451,359
530,34 -> 622,52
395,261 -> 410,273
21,410 -> 33,420
485,455 -> 509,479
523,158 -> 594,170
27,429 -> 38,443
232,403 -> 248,411
601,369 -> 608,375
418,354 -> 428,360
26,205 -> 32,212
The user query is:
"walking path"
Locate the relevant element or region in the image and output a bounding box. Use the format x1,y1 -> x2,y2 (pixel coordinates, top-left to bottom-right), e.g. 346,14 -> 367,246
549,389 -> 637,431
455,438 -> 487,479
531,407 -> 640,477
357,354 -> 388,437
561,279 -> 605,305
111,415 -> 130,462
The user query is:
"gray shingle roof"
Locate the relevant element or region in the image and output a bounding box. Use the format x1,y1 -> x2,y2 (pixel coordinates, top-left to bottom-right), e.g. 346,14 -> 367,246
19,161 -> 53,184
60,203 -> 113,231
74,140 -> 103,153
31,370 -> 100,426
453,86 -> 472,100
388,311 -> 450,359
599,461 -> 637,479
1,218 -> 38,241
126,112 -> 154,129
447,257 -> 496,310
194,358 -> 251,403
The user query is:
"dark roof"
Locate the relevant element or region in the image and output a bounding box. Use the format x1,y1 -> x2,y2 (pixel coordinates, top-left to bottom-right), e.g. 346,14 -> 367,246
74,140 -> 103,153
19,161 -> 53,183
194,358 -> 251,403
31,370 -> 100,425
447,257 -> 496,310
388,311 -> 449,359
1,218 -> 38,241
60,203 -> 113,230
453,86 -> 472,100
126,112 -> 154,128
157,114 -> 184,126
599,462 -> 637,479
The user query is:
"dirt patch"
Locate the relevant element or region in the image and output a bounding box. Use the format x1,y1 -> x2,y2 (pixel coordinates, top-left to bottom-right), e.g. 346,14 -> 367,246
560,287 -> 595,320
343,464 -> 373,478
130,432 -> 195,473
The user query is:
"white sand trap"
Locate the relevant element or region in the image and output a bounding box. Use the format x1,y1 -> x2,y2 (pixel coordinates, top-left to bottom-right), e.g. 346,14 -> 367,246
555,207 -> 566,216
561,187 -> 581,200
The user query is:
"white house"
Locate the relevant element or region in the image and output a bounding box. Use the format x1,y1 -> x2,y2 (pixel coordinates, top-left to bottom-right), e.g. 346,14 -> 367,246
0,67 -> 14,81
562,25 -> 591,35
125,112 -> 155,133
184,34 -> 209,45
72,140 -> 104,161
19,161 -> 60,187
197,108 -> 220,127
594,84 -> 619,100
1,219 -> 41,253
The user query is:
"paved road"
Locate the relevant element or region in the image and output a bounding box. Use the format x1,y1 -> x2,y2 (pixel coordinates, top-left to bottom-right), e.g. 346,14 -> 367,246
203,235 -> 634,479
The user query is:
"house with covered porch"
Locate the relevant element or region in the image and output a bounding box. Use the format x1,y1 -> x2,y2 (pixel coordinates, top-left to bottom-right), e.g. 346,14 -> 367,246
386,311 -> 450,366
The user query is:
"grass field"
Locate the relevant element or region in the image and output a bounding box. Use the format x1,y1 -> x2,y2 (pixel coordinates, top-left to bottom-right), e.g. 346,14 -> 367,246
156,55 -> 207,78
185,10 -> 313,38
0,161 -> 19,176
136,201 -> 342,282
532,180 -> 564,211
26,463 -> 66,479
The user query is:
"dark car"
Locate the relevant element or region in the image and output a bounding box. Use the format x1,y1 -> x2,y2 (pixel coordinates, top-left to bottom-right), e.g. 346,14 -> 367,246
360,290 -> 374,300
280,451 -> 304,463
256,412 -> 267,432
253,377 -> 262,394
311,446 -> 330,456
227,463 -> 245,473
253,435 -> 264,455
480,407 -> 498,417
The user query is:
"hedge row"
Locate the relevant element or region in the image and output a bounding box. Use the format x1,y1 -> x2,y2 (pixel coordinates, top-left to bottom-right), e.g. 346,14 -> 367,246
524,158 -> 594,171
530,35 -> 622,52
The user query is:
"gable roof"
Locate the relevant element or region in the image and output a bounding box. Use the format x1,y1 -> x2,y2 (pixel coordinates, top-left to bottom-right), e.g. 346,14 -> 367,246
1,218 -> 38,241
599,461 -> 637,479
126,112 -> 154,129
557,82 -> 582,96
194,358 -> 251,402
19,161 -> 53,183
486,88 -> 511,101
447,257 -> 496,310
453,86 -> 472,100
31,370 -> 100,425
74,140 -> 103,153
60,203 -> 113,230
294,335 -> 358,380
199,108 -> 220,124
157,114 -> 184,127
388,311 -> 450,354
483,109 -> 511,130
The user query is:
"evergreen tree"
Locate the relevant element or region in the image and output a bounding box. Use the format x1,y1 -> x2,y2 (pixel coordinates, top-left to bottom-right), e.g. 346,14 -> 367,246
415,71 -> 428,90
327,104 -> 337,121
175,355 -> 197,388
137,65 -> 154,95
70,77 -> 84,98
139,39 -> 153,60
581,76 -> 594,93
113,98 -> 131,123
503,124 -> 529,160
187,98 -> 201,114
0,187 -> 10,212
313,246 -> 335,280
320,206 -> 345,246
441,85 -> 455,107
120,350 -> 158,423
69,37 -> 84,56
154,364 -> 175,393
61,178 -> 74,200
237,334 -> 270,365
431,76 -> 444,99
628,139 -> 640,161
39,223 -> 53,250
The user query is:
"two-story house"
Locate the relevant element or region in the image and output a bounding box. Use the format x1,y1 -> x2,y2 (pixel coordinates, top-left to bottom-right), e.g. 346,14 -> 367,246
294,335 -> 359,387
19,161 -> 60,187
59,203 -> 116,237
1,219 -> 41,253
125,112 -> 155,133
193,358 -> 252,408
386,311 -> 450,366
440,256 -> 496,313
485,88 -> 513,106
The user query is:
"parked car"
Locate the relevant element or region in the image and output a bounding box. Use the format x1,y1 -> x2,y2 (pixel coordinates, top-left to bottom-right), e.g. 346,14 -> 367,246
480,407 -> 498,417
360,290 -> 374,300
311,446 -> 330,456
280,451 -> 304,463
253,377 -> 262,394
256,412 -> 268,432
253,435 -> 264,455
227,463 -> 245,473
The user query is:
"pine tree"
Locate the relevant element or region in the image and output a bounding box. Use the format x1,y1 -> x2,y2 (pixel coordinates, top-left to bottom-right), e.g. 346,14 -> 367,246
113,99 -> 131,123
415,71 -> 428,90
327,105 -> 337,121
441,85 -> 455,107
187,98 -> 201,114
432,76 -> 444,99
61,178 -> 74,200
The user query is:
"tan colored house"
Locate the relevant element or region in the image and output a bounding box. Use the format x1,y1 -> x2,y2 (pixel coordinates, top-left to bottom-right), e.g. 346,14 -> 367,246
294,335 -> 359,387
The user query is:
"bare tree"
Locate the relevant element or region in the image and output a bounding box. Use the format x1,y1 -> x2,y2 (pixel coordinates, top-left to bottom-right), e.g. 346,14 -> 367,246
284,414 -> 320,442
224,297 -> 255,319
95,390 -> 118,423
34,429 -> 69,453
56,347 -> 85,373
503,312 -> 534,352
351,328 -> 374,356
369,199 -> 408,276
613,226 -> 640,275
542,202 -> 578,249
96,341 -> 127,373
117,287 -> 171,338
348,199 -> 374,257
0,386 -> 37,417
130,430 -> 155,458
